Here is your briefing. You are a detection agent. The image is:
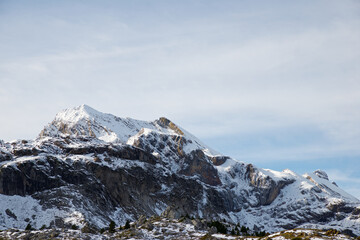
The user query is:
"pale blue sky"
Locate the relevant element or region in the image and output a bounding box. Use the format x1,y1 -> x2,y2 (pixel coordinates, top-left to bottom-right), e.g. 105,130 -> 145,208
0,0 -> 359,198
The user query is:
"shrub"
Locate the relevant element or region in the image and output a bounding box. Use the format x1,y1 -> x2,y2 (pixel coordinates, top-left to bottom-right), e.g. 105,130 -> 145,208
71,224 -> 79,230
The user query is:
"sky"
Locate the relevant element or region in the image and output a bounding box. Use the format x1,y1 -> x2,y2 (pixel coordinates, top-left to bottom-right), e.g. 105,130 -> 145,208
0,0 -> 359,198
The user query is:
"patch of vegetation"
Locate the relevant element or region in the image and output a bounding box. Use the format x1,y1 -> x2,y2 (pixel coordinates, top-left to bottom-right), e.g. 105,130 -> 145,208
241,225 -> 249,234
115,229 -> 137,238
325,229 -> 339,236
280,231 -> 296,239
199,233 -> 212,240
150,215 -> 161,222
207,220 -> 227,234
50,232 -> 59,238
255,230 -> 268,237
81,225 -> 96,234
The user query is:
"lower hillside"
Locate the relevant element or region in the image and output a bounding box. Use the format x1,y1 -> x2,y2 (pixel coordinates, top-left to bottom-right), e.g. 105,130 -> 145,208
0,215 -> 358,240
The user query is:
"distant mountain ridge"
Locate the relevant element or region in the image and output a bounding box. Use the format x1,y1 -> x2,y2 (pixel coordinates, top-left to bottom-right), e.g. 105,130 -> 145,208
0,105 -> 359,236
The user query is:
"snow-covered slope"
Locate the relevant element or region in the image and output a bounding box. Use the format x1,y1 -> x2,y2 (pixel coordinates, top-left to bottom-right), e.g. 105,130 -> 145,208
40,104 -> 161,143
1,105 -> 359,236
40,104 -> 217,156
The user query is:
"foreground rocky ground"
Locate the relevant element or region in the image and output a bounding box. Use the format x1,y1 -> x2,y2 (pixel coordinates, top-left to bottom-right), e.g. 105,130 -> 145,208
0,216 -> 358,240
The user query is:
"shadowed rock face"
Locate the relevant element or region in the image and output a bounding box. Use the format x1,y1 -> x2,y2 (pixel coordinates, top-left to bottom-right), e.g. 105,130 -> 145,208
211,156 -> 229,166
179,150 -> 221,186
245,164 -> 295,206
0,142 -> 238,228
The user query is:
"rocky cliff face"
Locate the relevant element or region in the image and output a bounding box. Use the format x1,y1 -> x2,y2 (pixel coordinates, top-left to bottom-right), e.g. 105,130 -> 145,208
0,105 -> 359,235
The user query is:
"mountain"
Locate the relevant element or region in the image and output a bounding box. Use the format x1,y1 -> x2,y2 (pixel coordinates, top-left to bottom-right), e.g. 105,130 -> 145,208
0,104 -> 359,236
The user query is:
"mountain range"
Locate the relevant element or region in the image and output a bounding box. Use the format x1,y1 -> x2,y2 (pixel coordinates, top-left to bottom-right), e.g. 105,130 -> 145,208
0,104 -> 359,236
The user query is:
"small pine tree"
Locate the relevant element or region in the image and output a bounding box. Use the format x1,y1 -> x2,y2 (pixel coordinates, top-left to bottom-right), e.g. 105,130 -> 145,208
235,226 -> 240,235
25,223 -> 32,231
109,220 -> 115,233
124,220 -> 130,229
40,224 -> 46,230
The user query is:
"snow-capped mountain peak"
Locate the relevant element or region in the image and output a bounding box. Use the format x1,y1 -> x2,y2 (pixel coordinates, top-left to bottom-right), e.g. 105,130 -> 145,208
54,104 -> 101,123
39,105 -> 217,156
40,104 -> 158,143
